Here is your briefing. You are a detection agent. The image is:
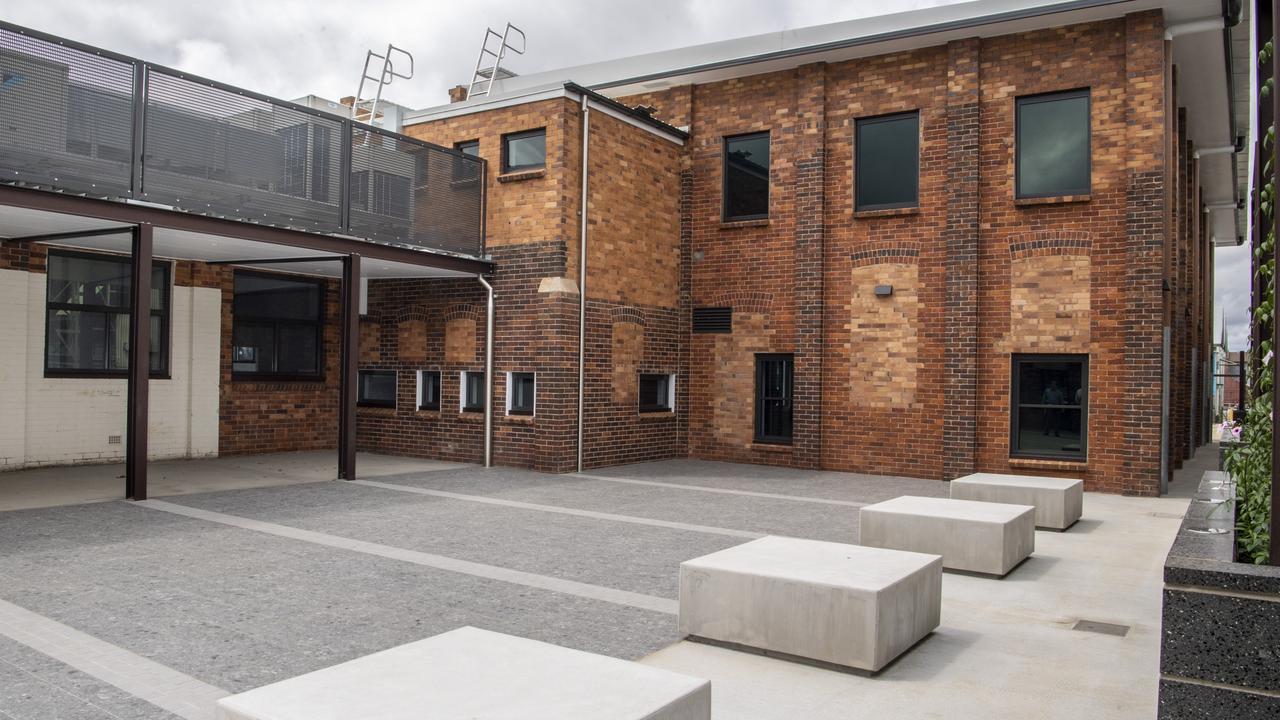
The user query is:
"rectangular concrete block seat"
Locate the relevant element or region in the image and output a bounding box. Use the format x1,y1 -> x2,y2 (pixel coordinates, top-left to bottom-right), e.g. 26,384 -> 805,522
679,536 -> 942,672
950,472 -> 1084,530
859,496 -> 1035,576
214,626 -> 711,720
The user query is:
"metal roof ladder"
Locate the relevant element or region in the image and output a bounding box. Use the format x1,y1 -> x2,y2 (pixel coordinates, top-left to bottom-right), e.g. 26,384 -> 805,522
467,23 -> 526,99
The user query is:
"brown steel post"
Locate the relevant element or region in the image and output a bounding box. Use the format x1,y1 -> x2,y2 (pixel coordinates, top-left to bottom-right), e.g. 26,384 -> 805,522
338,253 -> 360,480
125,225 -> 152,500
1271,0 -> 1279,565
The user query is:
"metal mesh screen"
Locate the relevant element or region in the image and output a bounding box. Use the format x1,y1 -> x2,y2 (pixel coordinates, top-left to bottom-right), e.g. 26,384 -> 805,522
0,26 -> 135,198
348,127 -> 483,256
142,70 -> 344,235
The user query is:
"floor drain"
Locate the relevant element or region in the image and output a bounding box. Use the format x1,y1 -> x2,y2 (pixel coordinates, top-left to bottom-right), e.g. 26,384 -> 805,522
1149,512 -> 1183,519
1072,619 -> 1130,637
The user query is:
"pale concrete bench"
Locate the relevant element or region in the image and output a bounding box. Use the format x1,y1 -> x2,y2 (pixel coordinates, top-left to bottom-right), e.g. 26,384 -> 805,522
950,472 -> 1084,530
859,496 -> 1035,576
679,535 -> 941,672
214,626 -> 711,720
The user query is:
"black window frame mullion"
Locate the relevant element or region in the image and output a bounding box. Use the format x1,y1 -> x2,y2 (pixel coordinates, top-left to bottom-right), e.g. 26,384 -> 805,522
722,131 -> 771,222
854,110 -> 920,212
1014,88 -> 1092,199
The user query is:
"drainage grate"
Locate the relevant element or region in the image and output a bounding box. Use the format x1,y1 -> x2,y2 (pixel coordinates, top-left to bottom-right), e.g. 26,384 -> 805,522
1072,619 -> 1130,637
1149,511 -> 1183,519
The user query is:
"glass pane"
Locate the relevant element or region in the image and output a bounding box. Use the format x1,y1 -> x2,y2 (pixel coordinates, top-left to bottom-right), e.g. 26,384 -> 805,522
233,274 -> 322,321
1016,407 -> 1084,455
150,266 -> 167,311
1015,359 -> 1086,456
46,309 -> 108,370
359,371 -> 396,405
505,131 -> 545,170
639,374 -> 669,409
47,254 -> 130,308
458,141 -> 479,157
1018,94 -> 1089,196
420,372 -> 440,408
856,114 -> 919,208
276,325 -> 319,375
725,133 -> 769,218
232,323 -> 275,373
149,314 -> 164,372
106,314 -> 128,370
512,373 -> 535,411
465,372 -> 486,408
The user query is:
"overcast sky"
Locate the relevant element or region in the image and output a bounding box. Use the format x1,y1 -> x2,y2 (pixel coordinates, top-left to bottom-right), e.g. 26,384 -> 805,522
7,0 -> 1254,349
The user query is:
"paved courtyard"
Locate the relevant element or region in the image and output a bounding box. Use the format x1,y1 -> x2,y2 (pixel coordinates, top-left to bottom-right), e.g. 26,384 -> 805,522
0,457 -> 1193,719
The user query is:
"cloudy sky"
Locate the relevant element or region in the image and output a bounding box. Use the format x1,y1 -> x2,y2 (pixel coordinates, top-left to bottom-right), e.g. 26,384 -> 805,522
7,0 -> 1254,348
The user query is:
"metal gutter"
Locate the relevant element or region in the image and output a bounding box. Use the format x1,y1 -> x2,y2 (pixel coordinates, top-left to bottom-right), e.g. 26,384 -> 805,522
564,82 -> 689,141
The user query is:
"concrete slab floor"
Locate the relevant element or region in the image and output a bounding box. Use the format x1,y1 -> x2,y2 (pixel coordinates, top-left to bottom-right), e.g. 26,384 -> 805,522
0,452 -> 468,511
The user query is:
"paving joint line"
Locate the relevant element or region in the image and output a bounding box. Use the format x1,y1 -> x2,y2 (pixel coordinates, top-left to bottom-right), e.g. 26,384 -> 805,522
572,473 -> 868,507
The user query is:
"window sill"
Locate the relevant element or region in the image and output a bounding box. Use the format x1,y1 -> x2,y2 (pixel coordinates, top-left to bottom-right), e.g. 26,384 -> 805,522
231,374 -> 325,384
751,442 -> 793,453
1013,194 -> 1090,207
854,206 -> 920,219
1008,457 -> 1087,471
357,404 -> 396,414
720,218 -> 770,230
503,413 -> 536,424
497,169 -> 546,183
638,411 -> 676,421
457,411 -> 485,423
415,407 -> 441,415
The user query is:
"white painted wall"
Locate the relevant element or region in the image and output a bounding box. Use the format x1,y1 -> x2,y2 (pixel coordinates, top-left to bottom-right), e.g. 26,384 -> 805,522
0,267 -> 220,469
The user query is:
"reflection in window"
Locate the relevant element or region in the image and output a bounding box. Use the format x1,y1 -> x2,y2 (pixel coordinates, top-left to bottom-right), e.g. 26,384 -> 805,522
855,111 -> 919,210
502,129 -> 546,172
723,132 -> 770,220
232,272 -> 324,378
1016,90 -> 1090,198
358,370 -> 396,407
1011,355 -> 1088,459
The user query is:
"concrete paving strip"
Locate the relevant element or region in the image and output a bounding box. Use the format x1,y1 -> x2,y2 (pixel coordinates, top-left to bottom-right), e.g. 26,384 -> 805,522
351,479 -> 765,540
137,500 -> 679,616
0,597 -> 229,720
573,473 -> 869,507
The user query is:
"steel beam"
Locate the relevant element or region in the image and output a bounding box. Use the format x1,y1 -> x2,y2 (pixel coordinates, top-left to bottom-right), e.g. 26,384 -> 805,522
125,225 -> 152,500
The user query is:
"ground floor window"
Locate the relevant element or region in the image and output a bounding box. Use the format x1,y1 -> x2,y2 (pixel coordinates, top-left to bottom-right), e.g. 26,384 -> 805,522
461,371 -> 486,412
417,370 -> 441,410
639,373 -> 675,413
357,370 -> 396,408
754,354 -> 793,444
1010,354 -> 1088,459
231,271 -> 324,379
507,372 -> 535,415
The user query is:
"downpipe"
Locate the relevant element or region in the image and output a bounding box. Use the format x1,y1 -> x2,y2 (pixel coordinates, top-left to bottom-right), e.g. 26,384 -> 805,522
577,93 -> 590,473
477,274 -> 494,468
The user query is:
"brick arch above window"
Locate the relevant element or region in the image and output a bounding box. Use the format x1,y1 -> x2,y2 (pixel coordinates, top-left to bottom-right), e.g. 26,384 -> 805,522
850,246 -> 920,268
391,306 -> 436,364
1008,230 -> 1092,260
699,291 -> 773,315
443,303 -> 482,322
610,306 -> 646,327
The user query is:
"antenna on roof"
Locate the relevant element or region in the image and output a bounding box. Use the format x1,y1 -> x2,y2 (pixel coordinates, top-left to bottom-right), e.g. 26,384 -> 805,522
353,43 -> 414,130
467,23 -> 525,100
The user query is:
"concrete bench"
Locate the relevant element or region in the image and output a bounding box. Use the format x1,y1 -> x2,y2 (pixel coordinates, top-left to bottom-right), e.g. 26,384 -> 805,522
859,496 -> 1035,576
214,626 -> 711,720
950,472 -> 1084,530
679,535 -> 941,672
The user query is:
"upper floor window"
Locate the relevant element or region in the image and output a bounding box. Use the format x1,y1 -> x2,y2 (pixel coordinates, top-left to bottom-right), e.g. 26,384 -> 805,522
855,111 -> 919,211
1016,89 -> 1091,198
454,139 -> 481,183
723,132 -> 770,220
502,129 -> 546,173
45,251 -> 170,377
232,272 -> 324,380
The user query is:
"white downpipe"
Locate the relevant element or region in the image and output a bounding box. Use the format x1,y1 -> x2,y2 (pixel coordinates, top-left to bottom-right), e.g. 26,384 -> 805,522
1164,17 -> 1224,40
577,93 -> 590,473
477,274 -> 494,468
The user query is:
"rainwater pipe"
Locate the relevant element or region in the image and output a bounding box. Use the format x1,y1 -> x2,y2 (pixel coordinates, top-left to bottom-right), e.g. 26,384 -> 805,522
577,92 -> 590,473
477,274 -> 494,467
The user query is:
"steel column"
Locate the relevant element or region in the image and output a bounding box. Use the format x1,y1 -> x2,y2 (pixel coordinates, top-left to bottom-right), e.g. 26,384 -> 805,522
338,253 -> 360,480
125,225 -> 152,500
1271,0 -> 1279,565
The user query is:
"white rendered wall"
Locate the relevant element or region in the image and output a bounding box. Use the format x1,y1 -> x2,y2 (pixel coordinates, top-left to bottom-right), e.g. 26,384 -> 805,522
1,268 -> 220,469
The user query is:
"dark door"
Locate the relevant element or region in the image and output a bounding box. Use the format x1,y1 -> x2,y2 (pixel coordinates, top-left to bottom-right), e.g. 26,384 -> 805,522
755,354 -> 794,444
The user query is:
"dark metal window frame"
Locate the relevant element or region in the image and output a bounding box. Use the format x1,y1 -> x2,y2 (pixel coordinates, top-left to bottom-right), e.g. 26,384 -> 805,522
44,249 -> 171,379
501,128 -> 546,173
231,269 -> 326,382
721,131 -> 771,221
418,369 -> 441,411
1014,88 -> 1092,199
357,369 -> 397,408
638,373 -> 674,413
462,370 -> 486,412
1009,353 -> 1089,460
854,110 -> 921,211
508,371 -> 536,416
754,353 -> 794,444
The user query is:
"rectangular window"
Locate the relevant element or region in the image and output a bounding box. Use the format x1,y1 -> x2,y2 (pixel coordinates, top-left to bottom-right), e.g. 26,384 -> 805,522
1010,354 -> 1088,460
45,251 -> 170,377
723,131 -> 770,220
502,129 -> 546,173
417,370 -> 441,411
454,139 -> 481,183
358,369 -> 396,408
855,111 -> 919,210
232,272 -> 324,379
1016,89 -> 1091,198
639,373 -> 675,413
461,370 -> 486,412
507,372 -> 536,415
754,354 -> 793,444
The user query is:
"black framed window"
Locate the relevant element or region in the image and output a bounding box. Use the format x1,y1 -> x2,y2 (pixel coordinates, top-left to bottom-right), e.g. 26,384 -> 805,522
232,272 -> 324,380
508,372 -> 535,415
454,139 -> 481,183
1015,89 -> 1091,198
502,129 -> 546,173
855,111 -> 919,210
639,373 -> 674,413
1010,354 -> 1088,460
418,370 -> 441,410
358,370 -> 396,408
723,131 -> 770,220
45,251 -> 170,377
462,371 -> 486,412
754,354 -> 793,444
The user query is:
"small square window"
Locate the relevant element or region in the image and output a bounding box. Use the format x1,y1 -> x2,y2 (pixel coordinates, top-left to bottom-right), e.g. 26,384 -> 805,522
508,372 -> 536,415
1010,354 -> 1088,460
502,129 -> 545,173
639,373 -> 675,413
358,370 -> 396,408
417,370 -> 441,411
723,132 -> 770,220
1016,90 -> 1091,198
855,111 -> 919,210
461,370 -> 486,412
